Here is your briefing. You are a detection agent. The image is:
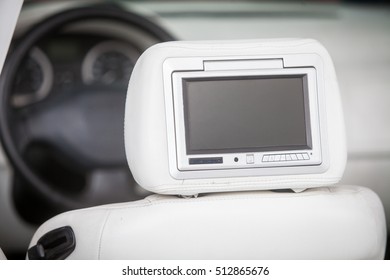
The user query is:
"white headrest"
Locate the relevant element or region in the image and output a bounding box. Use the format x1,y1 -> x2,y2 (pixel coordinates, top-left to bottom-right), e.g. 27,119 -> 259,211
125,39 -> 346,195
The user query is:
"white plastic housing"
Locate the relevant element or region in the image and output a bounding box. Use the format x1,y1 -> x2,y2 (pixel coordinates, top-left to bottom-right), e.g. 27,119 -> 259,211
125,39 -> 346,195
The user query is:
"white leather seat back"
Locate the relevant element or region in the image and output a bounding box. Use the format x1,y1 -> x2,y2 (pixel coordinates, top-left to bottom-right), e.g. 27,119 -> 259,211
29,186 -> 386,259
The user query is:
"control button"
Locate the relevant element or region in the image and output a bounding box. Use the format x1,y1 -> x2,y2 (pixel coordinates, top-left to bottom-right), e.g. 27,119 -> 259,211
297,153 -> 303,160
275,155 -> 281,161
262,155 -> 269,162
246,154 -> 254,164
303,153 -> 310,160
291,154 -> 298,161
269,155 -> 275,162
280,154 -> 286,161
286,154 -> 292,161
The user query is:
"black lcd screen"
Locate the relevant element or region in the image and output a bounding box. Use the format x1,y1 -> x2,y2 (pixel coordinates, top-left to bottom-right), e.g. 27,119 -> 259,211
182,75 -> 311,154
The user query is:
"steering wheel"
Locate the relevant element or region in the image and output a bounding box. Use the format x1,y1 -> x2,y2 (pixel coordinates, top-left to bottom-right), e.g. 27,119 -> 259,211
0,6 -> 175,216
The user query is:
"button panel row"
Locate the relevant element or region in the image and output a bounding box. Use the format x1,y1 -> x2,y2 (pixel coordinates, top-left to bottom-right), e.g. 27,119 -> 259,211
262,153 -> 310,162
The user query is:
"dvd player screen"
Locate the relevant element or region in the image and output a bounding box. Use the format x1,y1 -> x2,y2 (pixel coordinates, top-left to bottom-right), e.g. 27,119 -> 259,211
182,75 -> 311,154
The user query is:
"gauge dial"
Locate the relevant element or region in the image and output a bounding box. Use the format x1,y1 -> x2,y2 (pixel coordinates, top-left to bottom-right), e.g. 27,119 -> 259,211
82,41 -> 139,87
11,47 -> 53,108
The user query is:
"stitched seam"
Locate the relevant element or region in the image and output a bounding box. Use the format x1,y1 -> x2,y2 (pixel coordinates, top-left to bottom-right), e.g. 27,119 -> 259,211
181,177 -> 339,185
93,187 -> 359,211
154,178 -> 340,193
150,177 -> 340,189
97,210 -> 111,260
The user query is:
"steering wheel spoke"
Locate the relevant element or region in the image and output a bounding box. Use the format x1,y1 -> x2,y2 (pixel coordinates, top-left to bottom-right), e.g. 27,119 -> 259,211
10,115 -> 33,152
78,168 -> 147,206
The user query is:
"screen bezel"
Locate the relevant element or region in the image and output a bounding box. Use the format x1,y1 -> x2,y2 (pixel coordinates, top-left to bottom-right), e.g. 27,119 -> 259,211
171,67 -> 322,172
182,75 -> 312,155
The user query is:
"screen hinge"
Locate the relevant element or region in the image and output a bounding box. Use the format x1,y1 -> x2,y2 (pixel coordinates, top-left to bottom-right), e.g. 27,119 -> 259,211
203,59 -> 283,71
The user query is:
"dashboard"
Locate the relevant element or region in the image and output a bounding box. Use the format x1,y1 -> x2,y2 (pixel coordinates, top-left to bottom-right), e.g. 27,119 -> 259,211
12,34 -> 140,108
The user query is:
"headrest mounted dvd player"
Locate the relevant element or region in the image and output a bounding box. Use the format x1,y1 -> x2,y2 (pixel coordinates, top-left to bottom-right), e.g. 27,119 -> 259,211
165,56 -> 324,179
125,39 -> 346,195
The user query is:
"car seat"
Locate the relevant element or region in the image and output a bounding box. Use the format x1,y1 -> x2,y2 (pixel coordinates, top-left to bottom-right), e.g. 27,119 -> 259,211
27,39 -> 387,259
